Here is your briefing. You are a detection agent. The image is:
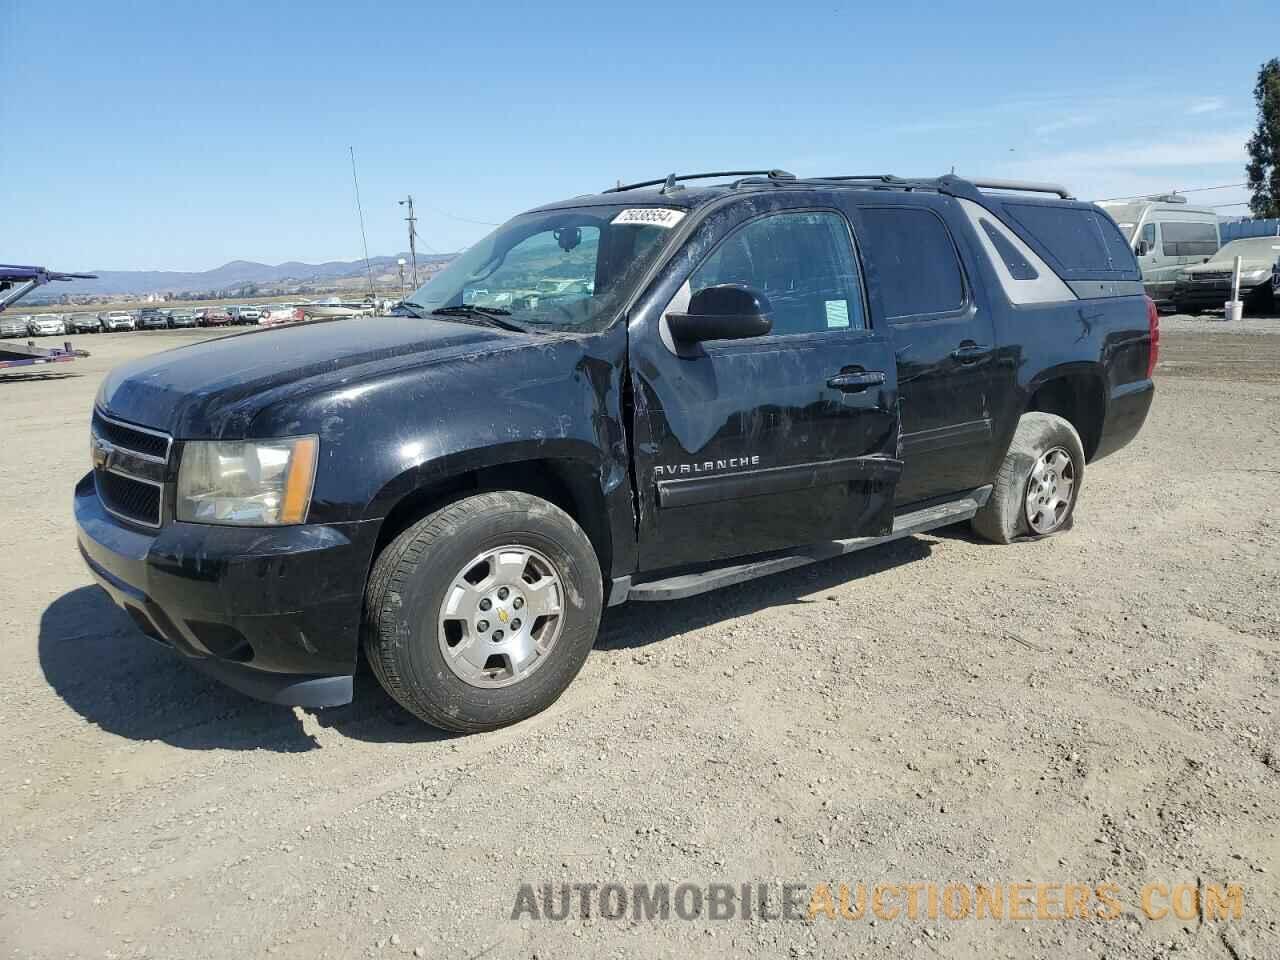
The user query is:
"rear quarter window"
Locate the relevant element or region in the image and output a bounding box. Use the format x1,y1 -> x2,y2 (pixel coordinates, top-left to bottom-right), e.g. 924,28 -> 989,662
1000,202 -> 1137,277
979,218 -> 1038,280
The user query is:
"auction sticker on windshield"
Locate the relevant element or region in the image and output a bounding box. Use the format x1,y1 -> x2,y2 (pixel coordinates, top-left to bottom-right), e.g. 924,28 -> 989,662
612,208 -> 687,228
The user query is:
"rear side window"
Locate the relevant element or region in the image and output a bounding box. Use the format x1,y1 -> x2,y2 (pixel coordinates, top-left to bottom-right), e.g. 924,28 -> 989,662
1005,204 -> 1103,267
859,208 -> 966,319
1160,221 -> 1218,257
1002,203 -> 1132,273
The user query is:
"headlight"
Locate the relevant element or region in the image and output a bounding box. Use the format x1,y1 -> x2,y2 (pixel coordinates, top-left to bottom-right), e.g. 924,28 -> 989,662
1175,271 -> 1189,282
177,436 -> 318,525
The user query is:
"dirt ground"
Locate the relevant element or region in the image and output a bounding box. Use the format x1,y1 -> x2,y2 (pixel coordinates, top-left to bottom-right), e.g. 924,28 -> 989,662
1,319 -> 1277,960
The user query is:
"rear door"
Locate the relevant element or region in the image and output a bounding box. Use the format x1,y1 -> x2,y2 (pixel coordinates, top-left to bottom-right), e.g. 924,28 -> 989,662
848,198 -> 1004,505
627,199 -> 903,571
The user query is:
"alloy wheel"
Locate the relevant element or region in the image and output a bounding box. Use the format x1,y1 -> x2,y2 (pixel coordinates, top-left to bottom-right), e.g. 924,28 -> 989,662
437,544 -> 566,688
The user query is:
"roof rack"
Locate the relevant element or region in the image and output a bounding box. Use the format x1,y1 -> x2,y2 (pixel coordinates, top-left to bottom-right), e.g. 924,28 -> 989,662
605,169 -> 796,195
963,178 -> 1074,200
599,171 -> 1076,202
803,174 -> 1074,199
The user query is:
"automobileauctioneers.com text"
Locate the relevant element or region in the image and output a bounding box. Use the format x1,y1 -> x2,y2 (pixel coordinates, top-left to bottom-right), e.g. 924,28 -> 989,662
511,880 -> 1245,924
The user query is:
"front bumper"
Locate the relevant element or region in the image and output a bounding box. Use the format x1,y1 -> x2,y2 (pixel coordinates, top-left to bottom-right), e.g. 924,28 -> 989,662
74,472 -> 380,707
1172,280 -> 1268,308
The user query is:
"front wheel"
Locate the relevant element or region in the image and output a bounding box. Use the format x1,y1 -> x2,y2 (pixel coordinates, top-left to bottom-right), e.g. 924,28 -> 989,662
971,412 -> 1085,544
363,491 -> 603,732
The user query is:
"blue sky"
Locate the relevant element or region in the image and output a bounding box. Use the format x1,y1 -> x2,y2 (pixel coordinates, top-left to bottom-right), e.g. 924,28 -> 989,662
1,0 -> 1272,271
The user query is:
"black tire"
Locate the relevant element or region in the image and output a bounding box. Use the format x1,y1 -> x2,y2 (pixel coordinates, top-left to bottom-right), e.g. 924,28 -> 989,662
971,412 -> 1085,544
363,491 -> 603,732
1247,286 -> 1276,317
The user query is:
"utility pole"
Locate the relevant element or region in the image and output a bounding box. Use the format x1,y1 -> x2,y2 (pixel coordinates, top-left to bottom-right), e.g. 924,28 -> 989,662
397,258 -> 407,301
398,196 -> 419,287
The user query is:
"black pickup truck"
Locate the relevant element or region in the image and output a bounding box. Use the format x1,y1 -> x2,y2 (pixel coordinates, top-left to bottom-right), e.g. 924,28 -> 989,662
75,171 -> 1156,731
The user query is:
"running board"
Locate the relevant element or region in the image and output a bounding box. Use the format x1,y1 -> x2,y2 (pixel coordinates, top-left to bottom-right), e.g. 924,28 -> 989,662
622,486 -> 991,603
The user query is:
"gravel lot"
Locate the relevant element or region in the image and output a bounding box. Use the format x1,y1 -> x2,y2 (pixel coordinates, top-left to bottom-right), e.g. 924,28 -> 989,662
1,319 -> 1277,959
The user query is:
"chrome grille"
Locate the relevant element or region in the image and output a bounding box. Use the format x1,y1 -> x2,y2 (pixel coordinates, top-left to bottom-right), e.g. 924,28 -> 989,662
92,410 -> 171,527
1193,272 -> 1232,282
92,411 -> 170,461
96,471 -> 162,527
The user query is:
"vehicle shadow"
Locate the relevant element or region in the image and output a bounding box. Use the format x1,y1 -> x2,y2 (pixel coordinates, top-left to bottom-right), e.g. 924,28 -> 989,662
40,535 -> 935,750
38,586 -> 449,752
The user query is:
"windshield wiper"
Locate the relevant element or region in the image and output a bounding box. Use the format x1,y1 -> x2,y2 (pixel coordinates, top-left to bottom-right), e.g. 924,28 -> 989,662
394,300 -> 431,318
430,305 -> 530,333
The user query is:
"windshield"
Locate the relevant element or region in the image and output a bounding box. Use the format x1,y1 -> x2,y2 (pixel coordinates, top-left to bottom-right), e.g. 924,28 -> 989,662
1216,238 -> 1280,261
404,204 -> 681,333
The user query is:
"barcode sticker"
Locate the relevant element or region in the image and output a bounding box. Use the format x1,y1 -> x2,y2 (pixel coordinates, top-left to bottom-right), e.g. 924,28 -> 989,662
612,208 -> 687,229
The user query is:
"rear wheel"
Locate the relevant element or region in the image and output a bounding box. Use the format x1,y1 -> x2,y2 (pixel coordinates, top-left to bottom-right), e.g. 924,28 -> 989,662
971,412 -> 1084,544
363,491 -> 603,732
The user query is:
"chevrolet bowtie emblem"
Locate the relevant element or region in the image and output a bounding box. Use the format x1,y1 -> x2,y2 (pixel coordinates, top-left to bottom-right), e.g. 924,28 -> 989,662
498,609 -> 509,623
91,435 -> 113,470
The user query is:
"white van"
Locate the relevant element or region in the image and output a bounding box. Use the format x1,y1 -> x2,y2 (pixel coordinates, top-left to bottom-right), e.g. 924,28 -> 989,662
1097,196 -> 1220,306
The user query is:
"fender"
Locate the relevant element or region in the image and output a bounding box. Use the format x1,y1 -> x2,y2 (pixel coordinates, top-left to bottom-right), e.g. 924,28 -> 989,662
247,325 -> 638,575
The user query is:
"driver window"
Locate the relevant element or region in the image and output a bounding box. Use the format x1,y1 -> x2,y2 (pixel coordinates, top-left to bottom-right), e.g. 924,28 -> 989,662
690,212 -> 865,336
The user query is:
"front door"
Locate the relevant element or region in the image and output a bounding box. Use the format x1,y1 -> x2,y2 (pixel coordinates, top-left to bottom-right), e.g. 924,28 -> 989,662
850,199 -> 1001,506
1140,221 -> 1178,303
627,203 -> 903,571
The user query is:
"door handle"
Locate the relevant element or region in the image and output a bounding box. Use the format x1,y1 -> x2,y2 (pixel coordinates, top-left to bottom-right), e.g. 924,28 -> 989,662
827,371 -> 886,392
950,343 -> 992,364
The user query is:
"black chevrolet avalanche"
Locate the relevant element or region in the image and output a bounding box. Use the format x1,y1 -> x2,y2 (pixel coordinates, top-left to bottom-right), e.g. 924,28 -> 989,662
76,171 -> 1156,731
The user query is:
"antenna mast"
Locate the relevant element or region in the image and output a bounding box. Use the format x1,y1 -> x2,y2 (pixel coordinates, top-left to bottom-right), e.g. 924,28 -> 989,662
349,147 -> 377,299
399,195 -> 419,287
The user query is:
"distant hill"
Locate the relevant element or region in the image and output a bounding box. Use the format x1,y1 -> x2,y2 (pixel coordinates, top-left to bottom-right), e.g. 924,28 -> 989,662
29,253 -> 455,300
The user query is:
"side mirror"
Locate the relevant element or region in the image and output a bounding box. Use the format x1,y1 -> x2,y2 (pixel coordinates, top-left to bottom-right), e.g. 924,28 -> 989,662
666,284 -> 772,342
1134,240 -> 1150,257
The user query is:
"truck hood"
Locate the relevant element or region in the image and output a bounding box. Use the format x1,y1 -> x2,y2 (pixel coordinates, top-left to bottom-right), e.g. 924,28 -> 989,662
98,315 -> 531,439
1184,253 -> 1280,275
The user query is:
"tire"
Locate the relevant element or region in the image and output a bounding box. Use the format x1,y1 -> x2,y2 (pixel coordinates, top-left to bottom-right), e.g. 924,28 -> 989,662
1247,286 -> 1276,317
363,491 -> 603,732
971,412 -> 1085,544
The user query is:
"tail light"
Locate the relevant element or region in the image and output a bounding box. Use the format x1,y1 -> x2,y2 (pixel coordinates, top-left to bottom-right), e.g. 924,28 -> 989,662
1145,295 -> 1160,378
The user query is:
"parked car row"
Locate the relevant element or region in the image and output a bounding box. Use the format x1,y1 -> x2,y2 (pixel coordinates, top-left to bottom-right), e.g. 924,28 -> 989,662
1,304 -> 303,337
